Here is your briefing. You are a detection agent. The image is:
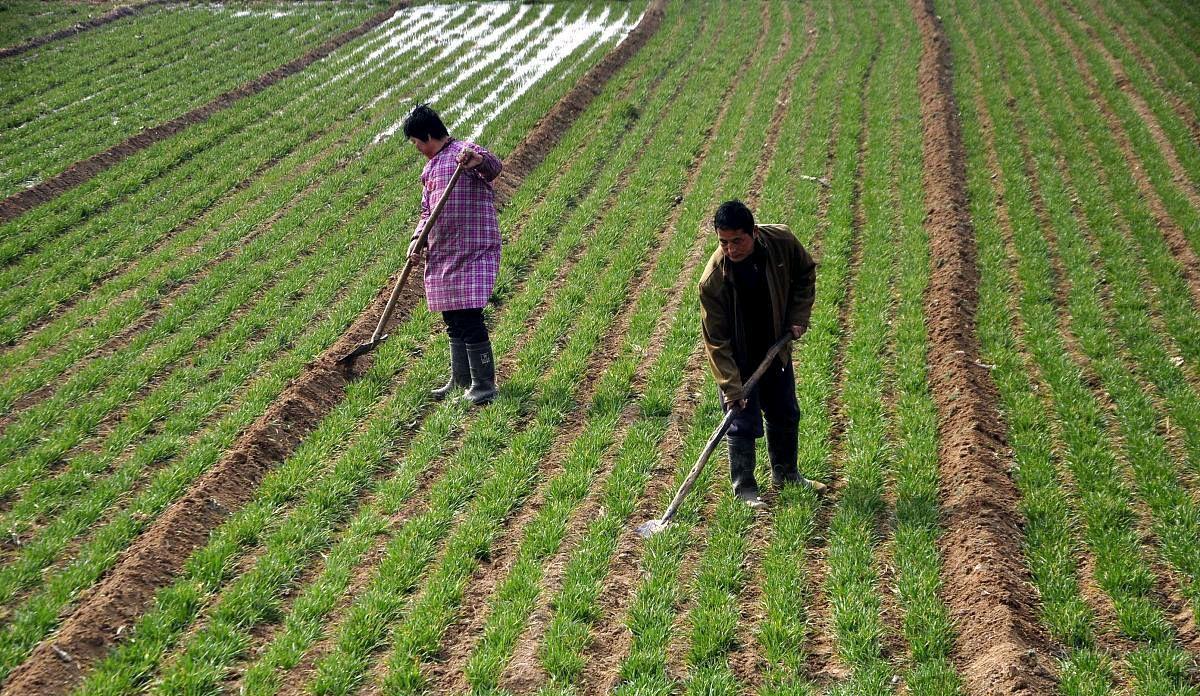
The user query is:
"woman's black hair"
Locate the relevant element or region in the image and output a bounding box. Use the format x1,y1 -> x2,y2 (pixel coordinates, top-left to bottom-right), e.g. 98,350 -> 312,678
713,199 -> 755,235
402,103 -> 449,142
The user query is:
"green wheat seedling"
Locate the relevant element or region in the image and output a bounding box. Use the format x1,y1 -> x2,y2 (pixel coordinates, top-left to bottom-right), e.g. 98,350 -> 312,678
0,1 -> 592,489
673,3 -> 827,693
0,5 -> 473,348
453,2 -> 790,690
233,5 -> 704,692
1040,0 -> 1200,251
1021,0 -> 1200,377
1006,0 -> 1200,628
947,5 -> 1115,688
615,11 -> 878,696
0,1 -> 171,56
0,3 -> 460,292
952,0 -> 1197,689
71,31 -> 669,696
0,7 -> 369,195
0,0 -> 617,581
1062,0 -> 1200,190
1090,0 -> 1200,120
750,8 -> 845,696
819,6 -> 901,690
0,0 -> 585,541
0,156 -> 403,496
0,7 -> 632,679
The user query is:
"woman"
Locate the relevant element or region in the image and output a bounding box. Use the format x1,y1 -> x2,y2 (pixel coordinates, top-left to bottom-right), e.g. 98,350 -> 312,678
404,104 -> 502,405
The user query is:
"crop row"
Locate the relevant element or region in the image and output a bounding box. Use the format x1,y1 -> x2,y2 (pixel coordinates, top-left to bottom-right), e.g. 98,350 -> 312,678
0,3 -> 639,684
1092,0 -> 1200,121
946,0 -> 1200,690
0,0 -> 624,513
0,1 -> 581,547
59,2 -> 715,691
0,3 -> 379,198
0,0 -> 126,49
1046,1 -> 1200,259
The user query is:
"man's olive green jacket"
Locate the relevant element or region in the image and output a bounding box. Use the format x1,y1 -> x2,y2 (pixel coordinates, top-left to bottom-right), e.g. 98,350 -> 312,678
698,224 -> 816,402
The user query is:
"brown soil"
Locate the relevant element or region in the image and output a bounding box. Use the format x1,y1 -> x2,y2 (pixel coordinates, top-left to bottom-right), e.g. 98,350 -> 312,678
0,0 -> 175,59
1133,503 -> 1200,655
0,2 -> 408,225
1076,553 -> 1137,689
910,1 -> 1058,694
959,10 -> 1135,672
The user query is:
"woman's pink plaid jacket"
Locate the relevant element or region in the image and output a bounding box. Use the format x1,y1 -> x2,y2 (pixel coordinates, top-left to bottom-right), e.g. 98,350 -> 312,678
416,138 -> 502,312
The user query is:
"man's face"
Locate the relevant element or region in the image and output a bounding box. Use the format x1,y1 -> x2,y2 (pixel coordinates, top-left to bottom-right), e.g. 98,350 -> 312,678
409,136 -> 436,159
717,227 -> 755,262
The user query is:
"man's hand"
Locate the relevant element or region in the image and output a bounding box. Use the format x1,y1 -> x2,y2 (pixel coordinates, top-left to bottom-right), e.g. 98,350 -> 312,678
457,147 -> 483,170
791,324 -> 806,339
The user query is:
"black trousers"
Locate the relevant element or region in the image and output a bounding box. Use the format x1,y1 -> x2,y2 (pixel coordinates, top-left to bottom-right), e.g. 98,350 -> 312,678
724,359 -> 800,439
442,308 -> 489,344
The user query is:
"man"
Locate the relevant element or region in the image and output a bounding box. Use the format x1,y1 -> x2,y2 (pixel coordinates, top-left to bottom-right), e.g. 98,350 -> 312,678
404,103 -> 502,405
698,199 -> 827,508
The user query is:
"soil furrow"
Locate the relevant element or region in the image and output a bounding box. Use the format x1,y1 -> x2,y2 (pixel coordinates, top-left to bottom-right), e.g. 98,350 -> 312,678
959,15 -> 1132,676
0,8 -> 665,687
986,0 -> 1200,674
0,2 -> 408,225
910,0 -> 1058,693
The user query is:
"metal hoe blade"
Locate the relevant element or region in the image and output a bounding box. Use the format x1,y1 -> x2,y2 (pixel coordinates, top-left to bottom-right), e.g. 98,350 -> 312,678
635,518 -> 669,538
337,334 -> 387,366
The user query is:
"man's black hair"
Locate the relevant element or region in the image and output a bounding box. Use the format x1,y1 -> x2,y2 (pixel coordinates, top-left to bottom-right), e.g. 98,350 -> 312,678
713,199 -> 755,235
402,103 -> 449,142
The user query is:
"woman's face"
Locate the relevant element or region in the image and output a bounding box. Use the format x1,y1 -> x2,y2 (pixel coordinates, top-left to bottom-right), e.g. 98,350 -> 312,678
409,136 -> 438,160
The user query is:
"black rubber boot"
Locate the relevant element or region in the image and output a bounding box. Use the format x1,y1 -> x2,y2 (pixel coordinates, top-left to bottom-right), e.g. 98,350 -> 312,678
463,340 -> 497,405
767,425 -> 827,494
431,338 -> 469,401
728,435 -> 766,509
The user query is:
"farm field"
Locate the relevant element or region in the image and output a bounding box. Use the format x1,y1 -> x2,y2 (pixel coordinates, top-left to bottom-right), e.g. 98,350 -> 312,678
0,0 -> 1197,694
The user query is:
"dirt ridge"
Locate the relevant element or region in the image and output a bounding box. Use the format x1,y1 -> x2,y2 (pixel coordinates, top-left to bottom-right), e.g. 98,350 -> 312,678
910,0 -> 1058,693
0,5 -> 666,691
0,2 -> 408,225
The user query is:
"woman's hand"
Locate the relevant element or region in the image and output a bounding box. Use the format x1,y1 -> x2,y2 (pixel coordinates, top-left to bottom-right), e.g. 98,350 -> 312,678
457,147 -> 483,170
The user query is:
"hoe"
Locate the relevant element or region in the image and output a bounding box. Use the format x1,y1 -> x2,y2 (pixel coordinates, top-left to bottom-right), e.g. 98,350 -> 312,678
636,334 -> 792,538
338,162 -> 465,366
